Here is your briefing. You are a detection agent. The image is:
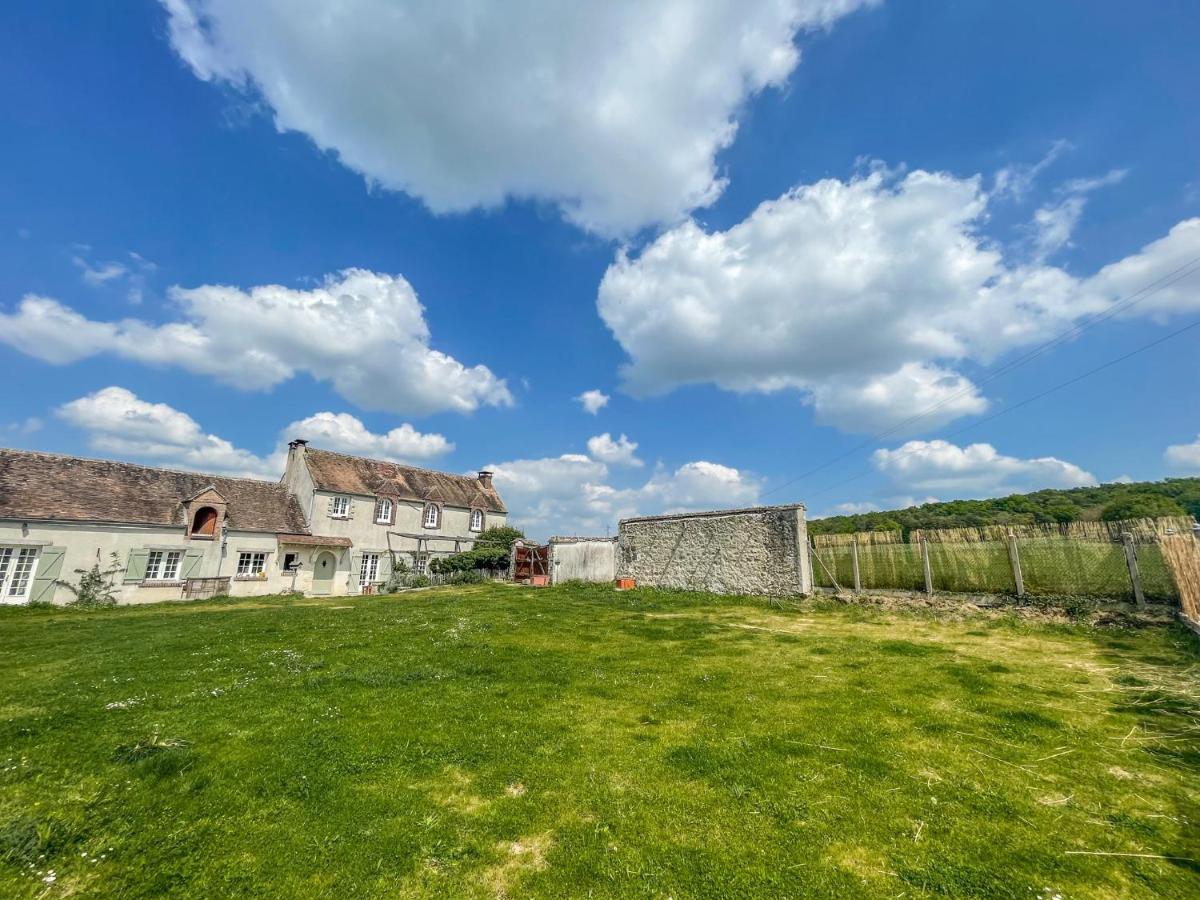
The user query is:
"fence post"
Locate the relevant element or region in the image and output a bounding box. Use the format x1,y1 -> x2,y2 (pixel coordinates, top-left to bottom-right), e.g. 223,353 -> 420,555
921,538 -> 933,596
851,536 -> 862,593
1122,532 -> 1146,607
1007,530 -> 1025,598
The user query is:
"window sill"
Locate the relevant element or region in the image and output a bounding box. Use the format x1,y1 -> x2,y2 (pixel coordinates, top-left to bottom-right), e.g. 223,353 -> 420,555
139,581 -> 184,588
233,575 -> 268,582
188,535 -> 215,541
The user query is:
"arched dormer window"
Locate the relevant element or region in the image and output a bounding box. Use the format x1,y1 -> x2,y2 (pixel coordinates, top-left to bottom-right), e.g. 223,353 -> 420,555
422,502 -> 441,529
191,506 -> 218,537
470,508 -> 484,532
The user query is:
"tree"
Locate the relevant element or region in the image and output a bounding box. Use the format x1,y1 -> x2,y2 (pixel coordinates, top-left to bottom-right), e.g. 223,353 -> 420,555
474,525 -> 524,549
1100,494 -> 1187,522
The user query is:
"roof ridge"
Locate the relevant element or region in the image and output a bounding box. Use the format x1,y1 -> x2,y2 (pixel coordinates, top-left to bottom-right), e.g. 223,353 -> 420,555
0,446 -> 285,487
305,445 -> 487,484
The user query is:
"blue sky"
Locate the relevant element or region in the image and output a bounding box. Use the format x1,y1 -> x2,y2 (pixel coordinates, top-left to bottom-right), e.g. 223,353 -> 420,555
2,0 -> 1198,538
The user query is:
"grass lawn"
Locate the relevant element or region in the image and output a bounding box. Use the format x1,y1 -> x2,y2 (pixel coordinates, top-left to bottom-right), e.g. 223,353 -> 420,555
1,584 -> 1198,898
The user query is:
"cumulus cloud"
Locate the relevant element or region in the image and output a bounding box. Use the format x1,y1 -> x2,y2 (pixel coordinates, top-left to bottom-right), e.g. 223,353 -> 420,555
1165,434 -> 1200,472
598,164 -> 1200,432
486,452 -> 759,538
1029,168 -> 1126,260
576,389 -> 610,415
587,432 -> 643,467
72,249 -> 157,304
0,269 -> 512,416
160,0 -> 875,235
56,386 -> 452,479
871,439 -> 1097,496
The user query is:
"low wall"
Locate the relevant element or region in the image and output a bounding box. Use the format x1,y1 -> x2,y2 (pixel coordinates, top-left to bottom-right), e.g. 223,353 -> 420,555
549,537 -> 616,584
617,504 -> 811,596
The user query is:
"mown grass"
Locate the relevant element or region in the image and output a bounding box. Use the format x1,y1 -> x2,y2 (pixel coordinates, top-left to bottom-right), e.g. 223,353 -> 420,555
1,583 -> 1197,898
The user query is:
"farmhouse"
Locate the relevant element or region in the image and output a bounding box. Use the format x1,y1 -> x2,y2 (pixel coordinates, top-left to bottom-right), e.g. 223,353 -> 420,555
0,440 -> 505,604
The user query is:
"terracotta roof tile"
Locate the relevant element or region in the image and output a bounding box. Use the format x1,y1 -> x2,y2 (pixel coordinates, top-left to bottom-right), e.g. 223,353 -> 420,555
302,447 -> 506,513
0,448 -> 308,533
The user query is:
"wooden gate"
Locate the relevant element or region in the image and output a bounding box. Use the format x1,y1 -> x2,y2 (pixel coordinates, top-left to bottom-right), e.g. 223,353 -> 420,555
513,544 -> 550,585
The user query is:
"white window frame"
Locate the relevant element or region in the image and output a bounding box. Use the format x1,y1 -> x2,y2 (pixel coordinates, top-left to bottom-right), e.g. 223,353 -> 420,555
413,553 -> 428,576
470,508 -> 484,532
236,551 -> 267,577
375,498 -> 393,524
359,552 -> 380,586
145,549 -> 183,582
330,496 -> 351,519
0,546 -> 39,602
423,503 -> 440,529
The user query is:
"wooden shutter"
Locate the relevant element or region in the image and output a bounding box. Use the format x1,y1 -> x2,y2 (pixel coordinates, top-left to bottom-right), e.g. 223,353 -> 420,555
327,496 -> 336,517
28,546 -> 66,604
348,552 -> 362,593
180,548 -> 205,580
347,499 -> 355,520
124,549 -> 150,583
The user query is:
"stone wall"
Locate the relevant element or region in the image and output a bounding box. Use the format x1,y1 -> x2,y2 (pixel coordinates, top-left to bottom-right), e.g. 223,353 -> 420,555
616,504 -> 811,596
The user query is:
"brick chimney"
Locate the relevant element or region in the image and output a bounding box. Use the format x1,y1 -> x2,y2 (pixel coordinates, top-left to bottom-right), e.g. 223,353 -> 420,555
478,470 -> 494,489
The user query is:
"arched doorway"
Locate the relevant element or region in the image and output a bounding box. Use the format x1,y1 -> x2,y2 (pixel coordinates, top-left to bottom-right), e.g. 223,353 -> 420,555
312,551 -> 336,595
191,506 -> 218,536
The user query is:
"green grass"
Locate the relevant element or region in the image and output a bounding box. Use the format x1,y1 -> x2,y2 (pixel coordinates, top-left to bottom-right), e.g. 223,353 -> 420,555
1,584 -> 1198,898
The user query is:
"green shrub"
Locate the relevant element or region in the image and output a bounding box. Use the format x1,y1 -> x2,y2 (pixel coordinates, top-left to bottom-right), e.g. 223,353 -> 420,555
57,552 -> 125,608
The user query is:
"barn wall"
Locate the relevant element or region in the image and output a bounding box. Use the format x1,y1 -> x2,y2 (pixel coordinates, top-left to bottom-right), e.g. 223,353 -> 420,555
550,537 -> 616,584
616,505 -> 811,597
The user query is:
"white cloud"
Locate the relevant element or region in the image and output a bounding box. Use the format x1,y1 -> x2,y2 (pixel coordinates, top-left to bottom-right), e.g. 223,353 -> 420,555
598,163 -> 1200,432
487,451 -> 759,539
1030,168 -> 1126,260
576,389 -> 610,415
160,0 -> 875,236
587,432 -> 643,467
992,139 -> 1071,201
1165,434 -> 1200,472
56,386 -> 452,479
283,411 -> 453,461
58,387 -> 283,478
872,439 -> 1097,496
1,417 -> 43,437
72,250 -> 157,304
0,269 -> 512,416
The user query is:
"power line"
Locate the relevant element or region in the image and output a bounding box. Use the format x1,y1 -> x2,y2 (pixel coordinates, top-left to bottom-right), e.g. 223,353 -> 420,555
761,254 -> 1200,499
799,315 -> 1200,505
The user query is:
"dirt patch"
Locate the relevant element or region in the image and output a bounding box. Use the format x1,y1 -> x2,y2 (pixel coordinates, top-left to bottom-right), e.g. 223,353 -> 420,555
483,833 -> 552,897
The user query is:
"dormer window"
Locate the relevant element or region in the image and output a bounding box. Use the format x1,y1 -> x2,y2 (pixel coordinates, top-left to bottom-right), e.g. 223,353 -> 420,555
330,496 -> 350,519
375,498 -> 394,524
470,508 -> 484,532
191,506 -> 218,537
423,503 -> 440,529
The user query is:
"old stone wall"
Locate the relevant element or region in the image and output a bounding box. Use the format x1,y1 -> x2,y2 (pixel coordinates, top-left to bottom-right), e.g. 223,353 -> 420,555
616,505 -> 811,596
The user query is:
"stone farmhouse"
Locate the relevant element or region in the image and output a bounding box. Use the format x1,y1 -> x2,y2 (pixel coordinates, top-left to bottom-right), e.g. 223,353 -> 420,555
0,439 -> 506,605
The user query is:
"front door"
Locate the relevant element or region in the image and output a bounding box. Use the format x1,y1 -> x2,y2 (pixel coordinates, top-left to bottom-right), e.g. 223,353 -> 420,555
312,551 -> 336,595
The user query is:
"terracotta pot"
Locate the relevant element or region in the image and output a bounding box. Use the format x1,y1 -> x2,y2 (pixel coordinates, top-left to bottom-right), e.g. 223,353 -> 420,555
615,577 -> 637,590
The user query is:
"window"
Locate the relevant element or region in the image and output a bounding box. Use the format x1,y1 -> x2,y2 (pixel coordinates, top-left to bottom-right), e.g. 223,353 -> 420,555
237,552 -> 267,577
423,503 -> 440,529
145,550 -> 182,582
0,547 -> 38,601
470,508 -> 484,532
359,552 -> 380,586
330,496 -> 350,518
375,498 -> 393,524
190,506 -> 218,536
282,552 -> 299,572
413,554 -> 428,575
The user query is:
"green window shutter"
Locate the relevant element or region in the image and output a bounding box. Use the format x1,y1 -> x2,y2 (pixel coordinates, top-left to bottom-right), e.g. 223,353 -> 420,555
28,547 -> 66,604
124,549 -> 150,583
348,552 -> 362,593
379,553 -> 393,580
180,549 -> 205,579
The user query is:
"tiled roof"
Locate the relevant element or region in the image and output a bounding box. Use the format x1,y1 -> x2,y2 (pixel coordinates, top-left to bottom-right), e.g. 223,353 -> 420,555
302,447 -> 506,513
277,533 -> 353,548
0,448 -> 308,533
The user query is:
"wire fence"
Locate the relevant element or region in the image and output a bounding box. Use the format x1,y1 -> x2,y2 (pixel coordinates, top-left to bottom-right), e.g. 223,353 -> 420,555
811,516 -> 1193,603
